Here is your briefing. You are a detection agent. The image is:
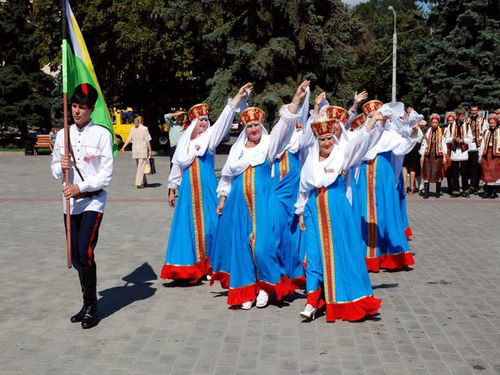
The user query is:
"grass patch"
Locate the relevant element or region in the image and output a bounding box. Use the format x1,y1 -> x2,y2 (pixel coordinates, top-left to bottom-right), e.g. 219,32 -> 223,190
0,146 -> 24,152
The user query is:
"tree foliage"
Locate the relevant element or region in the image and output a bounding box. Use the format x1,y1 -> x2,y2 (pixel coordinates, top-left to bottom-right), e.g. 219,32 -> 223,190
3,0 -> 498,142
412,0 -> 500,113
0,0 -> 54,135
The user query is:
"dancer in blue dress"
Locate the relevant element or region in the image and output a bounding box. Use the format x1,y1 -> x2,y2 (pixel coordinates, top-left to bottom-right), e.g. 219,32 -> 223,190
211,81 -> 309,309
161,83 -> 252,283
270,86 -> 314,287
295,112 -> 383,322
352,101 -> 421,272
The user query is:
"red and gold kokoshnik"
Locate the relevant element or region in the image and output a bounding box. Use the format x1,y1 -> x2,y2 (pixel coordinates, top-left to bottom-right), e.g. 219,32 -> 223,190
188,103 -> 209,122
366,158 -> 378,259
316,187 -> 336,304
189,157 -> 206,262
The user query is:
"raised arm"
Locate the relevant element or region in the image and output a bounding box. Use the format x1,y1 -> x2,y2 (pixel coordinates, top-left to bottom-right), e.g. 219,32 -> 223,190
268,81 -> 309,160
342,112 -> 384,171
347,91 -> 368,129
208,83 -> 252,151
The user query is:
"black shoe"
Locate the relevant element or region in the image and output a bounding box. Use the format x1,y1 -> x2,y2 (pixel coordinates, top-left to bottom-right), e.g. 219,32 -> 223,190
71,305 -> 86,323
423,182 -> 430,199
490,188 -> 498,199
435,183 -> 441,198
461,191 -> 470,198
483,186 -> 492,199
81,304 -> 98,329
450,191 -> 460,197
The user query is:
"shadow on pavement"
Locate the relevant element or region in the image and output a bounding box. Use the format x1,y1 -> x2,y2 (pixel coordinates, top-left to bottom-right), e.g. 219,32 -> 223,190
372,283 -> 399,289
98,262 -> 157,321
144,183 -> 162,188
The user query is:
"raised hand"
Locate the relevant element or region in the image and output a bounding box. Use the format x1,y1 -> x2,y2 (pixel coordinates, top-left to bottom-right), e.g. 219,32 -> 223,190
295,80 -> 310,101
315,92 -> 326,106
232,83 -> 253,108
354,90 -> 368,104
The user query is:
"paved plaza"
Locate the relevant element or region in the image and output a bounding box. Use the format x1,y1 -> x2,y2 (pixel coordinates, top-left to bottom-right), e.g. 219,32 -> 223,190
0,148 -> 499,375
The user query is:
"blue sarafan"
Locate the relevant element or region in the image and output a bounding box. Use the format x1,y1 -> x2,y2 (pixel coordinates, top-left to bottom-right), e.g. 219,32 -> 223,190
161,151 -> 218,280
210,162 -> 295,305
301,175 -> 381,322
270,149 -> 305,284
352,151 -> 415,272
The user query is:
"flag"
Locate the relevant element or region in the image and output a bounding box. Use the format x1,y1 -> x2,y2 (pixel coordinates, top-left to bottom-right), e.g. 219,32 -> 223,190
62,0 -> 116,153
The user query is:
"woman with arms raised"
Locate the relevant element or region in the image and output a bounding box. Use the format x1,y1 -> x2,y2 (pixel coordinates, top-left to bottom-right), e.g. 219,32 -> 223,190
161,83 -> 252,284
210,81 -> 309,310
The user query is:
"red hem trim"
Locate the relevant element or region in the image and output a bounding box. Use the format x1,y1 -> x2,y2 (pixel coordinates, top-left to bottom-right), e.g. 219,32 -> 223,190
210,271 -> 230,289
160,258 -> 210,280
380,252 -> 415,270
258,276 -> 295,300
404,226 -> 414,240
325,296 -> 381,322
306,289 -> 326,309
290,276 -> 306,289
365,257 -> 380,272
227,284 -> 257,305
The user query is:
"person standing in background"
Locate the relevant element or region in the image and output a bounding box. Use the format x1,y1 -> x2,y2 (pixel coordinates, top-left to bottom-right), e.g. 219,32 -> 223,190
444,108 -> 472,197
465,106 -> 483,194
165,110 -> 185,169
120,116 -> 152,189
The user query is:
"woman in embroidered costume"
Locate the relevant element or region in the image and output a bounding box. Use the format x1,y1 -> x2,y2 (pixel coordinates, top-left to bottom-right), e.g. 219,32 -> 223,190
419,114 -> 448,199
478,114 -> 500,199
351,101 -> 420,272
295,111 -> 384,322
161,83 -> 252,283
210,81 -> 309,310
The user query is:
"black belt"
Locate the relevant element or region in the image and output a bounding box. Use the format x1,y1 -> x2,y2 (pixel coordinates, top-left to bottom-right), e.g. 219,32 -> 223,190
74,189 -> 103,199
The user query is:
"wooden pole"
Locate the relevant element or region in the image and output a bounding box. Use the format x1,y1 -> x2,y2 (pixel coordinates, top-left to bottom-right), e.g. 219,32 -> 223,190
62,0 -> 72,268
63,93 -> 72,269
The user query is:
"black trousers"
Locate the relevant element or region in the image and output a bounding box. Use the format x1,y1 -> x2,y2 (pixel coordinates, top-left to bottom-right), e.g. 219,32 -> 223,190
468,151 -> 481,189
64,211 -> 103,270
450,160 -> 469,193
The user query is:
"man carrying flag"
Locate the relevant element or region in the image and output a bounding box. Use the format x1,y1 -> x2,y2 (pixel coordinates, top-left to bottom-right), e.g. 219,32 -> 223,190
51,0 -> 114,329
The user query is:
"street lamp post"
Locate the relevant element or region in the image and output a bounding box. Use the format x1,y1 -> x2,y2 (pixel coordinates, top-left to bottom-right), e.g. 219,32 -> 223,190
388,6 -> 397,102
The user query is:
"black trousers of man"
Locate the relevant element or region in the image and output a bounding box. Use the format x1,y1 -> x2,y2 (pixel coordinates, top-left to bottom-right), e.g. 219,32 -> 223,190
64,211 -> 103,328
450,160 -> 469,194
468,151 -> 481,191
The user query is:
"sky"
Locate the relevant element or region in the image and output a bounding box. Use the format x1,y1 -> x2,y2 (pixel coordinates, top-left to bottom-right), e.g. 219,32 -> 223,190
342,0 -> 368,5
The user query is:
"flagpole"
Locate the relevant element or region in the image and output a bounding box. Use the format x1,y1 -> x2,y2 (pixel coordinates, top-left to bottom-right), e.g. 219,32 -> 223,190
62,0 -> 72,269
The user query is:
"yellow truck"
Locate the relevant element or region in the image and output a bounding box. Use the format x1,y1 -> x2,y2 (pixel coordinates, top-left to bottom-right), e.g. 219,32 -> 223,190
112,108 -> 137,147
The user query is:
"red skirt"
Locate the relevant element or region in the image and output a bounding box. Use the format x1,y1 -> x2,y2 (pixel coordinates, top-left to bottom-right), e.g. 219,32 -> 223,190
422,149 -> 444,182
482,147 -> 500,183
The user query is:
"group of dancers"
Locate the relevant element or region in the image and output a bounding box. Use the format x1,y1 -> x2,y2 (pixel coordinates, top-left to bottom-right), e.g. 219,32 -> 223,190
161,80 -> 423,323
50,82 -> 499,329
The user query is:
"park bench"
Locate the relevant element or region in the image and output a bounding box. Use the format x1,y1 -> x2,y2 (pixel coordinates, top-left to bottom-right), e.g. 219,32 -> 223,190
34,135 -> 52,155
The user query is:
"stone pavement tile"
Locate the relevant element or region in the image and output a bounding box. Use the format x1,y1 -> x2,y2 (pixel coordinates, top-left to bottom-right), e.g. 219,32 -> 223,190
423,361 -> 451,374
446,365 -> 474,375
321,366 -> 342,375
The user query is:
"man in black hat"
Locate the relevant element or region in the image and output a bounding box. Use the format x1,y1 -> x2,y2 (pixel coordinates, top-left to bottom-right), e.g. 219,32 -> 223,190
51,83 -> 113,329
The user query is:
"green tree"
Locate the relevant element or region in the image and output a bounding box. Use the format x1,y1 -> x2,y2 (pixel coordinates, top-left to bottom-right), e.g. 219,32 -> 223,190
33,0 -> 231,143
0,0 -> 54,137
413,0 -> 500,113
346,0 -> 428,106
204,0 -> 365,126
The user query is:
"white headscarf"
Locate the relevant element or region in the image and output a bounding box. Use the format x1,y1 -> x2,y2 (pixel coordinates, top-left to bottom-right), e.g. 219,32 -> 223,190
171,117 -> 211,170
221,126 -> 270,178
